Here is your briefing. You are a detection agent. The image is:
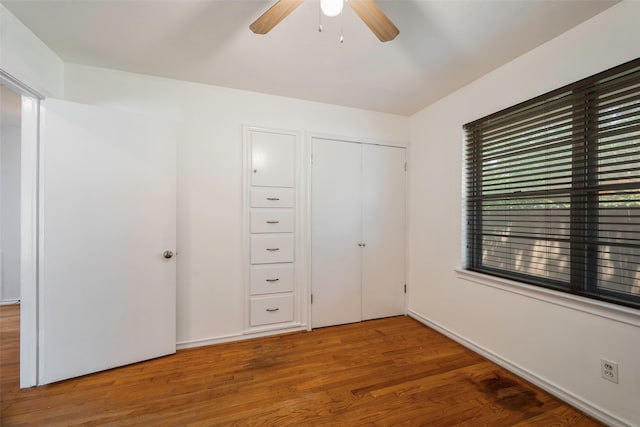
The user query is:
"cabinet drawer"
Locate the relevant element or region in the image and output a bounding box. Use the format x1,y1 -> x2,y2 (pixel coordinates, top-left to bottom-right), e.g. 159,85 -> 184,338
250,294 -> 294,326
250,235 -> 294,264
251,209 -> 294,233
250,264 -> 294,295
250,188 -> 294,208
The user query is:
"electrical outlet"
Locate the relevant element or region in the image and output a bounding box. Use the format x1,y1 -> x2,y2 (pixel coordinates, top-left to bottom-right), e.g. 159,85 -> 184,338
601,359 -> 619,384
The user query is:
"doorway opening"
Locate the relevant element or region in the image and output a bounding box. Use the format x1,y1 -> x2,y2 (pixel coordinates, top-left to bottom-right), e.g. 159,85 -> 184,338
1,82 -> 23,305
0,69 -> 42,388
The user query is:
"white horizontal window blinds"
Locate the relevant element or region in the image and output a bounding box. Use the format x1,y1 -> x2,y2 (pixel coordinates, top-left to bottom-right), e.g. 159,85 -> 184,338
465,58 -> 640,309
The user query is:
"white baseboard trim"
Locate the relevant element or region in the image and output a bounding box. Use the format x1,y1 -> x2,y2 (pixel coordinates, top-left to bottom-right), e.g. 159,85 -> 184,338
176,325 -> 308,350
407,309 -> 632,427
0,299 -> 20,306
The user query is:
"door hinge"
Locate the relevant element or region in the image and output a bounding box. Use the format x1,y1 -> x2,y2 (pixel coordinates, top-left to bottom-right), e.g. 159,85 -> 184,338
404,162 -> 407,172
311,153 -> 314,164
311,294 -> 314,304
404,284 -> 407,294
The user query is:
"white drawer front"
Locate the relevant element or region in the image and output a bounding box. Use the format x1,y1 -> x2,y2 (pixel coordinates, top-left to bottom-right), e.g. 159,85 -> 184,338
250,235 -> 294,264
250,294 -> 294,326
250,209 -> 294,233
250,264 -> 294,295
250,189 -> 294,208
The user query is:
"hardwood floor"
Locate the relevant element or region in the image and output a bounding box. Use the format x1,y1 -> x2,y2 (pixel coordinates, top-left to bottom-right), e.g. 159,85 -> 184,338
1,304 -> 601,426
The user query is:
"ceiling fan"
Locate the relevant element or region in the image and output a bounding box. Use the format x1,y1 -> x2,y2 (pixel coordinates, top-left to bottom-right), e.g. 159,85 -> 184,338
250,0 -> 399,42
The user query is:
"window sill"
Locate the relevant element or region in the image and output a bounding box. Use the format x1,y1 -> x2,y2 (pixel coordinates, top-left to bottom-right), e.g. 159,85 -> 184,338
455,269 -> 640,328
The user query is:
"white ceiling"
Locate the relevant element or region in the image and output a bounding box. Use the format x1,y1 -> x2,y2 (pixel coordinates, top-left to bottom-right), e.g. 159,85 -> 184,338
2,0 -> 618,115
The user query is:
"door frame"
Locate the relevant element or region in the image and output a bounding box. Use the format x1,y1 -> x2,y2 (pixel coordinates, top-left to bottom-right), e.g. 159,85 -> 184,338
0,68 -> 43,388
305,132 -> 408,329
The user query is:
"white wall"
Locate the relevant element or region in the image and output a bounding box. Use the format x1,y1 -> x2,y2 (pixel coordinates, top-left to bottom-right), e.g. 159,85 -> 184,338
408,2 -> 640,425
0,4 -> 64,97
63,64 -> 409,346
1,124 -> 21,301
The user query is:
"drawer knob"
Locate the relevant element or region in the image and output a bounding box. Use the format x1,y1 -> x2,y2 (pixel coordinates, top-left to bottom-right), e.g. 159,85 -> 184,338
266,248 -> 280,251
266,278 -> 280,282
266,221 -> 280,224
266,197 -> 280,201
266,308 -> 280,312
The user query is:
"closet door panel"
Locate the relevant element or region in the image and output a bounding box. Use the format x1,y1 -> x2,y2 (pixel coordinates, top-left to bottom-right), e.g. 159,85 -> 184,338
311,139 -> 362,328
361,144 -> 406,320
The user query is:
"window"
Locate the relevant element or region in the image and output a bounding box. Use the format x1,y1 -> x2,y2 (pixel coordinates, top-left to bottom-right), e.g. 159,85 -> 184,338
464,58 -> 640,310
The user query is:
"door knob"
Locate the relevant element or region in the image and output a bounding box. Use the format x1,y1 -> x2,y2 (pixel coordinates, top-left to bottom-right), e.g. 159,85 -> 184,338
163,250 -> 174,259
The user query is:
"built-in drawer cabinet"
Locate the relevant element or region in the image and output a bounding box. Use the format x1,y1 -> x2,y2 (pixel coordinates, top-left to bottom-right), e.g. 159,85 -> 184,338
250,188 -> 295,208
250,209 -> 294,233
245,127 -> 300,331
250,264 -> 294,295
250,294 -> 294,326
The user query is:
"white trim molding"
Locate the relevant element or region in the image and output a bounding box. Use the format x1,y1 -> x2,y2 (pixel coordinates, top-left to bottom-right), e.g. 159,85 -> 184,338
307,130 -> 407,149
408,309 -> 633,427
176,324 -> 308,350
456,269 -> 640,328
20,94 -> 40,388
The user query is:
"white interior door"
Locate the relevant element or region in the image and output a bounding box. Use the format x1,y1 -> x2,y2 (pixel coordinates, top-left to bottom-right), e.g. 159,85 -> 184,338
362,144 -> 406,320
311,138 -> 362,328
38,99 -> 177,384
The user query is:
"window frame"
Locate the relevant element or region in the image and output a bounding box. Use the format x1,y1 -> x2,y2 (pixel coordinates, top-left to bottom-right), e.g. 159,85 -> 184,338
463,58 -> 640,311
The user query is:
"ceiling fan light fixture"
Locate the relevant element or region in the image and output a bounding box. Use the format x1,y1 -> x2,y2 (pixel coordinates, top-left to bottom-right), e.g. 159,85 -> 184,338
250,0 -> 398,43
320,0 -> 343,17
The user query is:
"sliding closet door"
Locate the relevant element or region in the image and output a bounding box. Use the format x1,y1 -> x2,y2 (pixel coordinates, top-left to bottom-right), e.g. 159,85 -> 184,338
311,139 -> 362,328
361,144 -> 406,320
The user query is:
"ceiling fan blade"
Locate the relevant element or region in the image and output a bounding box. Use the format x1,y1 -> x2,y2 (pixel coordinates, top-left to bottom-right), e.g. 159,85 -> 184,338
250,0 -> 304,35
349,0 -> 399,42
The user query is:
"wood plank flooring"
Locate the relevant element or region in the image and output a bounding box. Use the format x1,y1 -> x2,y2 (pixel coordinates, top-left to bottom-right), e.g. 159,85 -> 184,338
1,304 -> 601,426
